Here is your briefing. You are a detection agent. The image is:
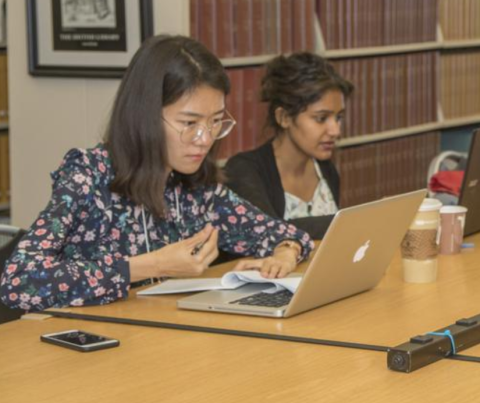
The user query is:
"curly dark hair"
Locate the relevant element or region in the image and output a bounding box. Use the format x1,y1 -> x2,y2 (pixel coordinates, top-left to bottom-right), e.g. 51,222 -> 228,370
261,52 -> 354,134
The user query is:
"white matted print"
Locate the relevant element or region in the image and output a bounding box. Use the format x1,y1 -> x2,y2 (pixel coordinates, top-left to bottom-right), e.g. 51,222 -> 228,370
61,0 -> 117,29
27,0 -> 153,78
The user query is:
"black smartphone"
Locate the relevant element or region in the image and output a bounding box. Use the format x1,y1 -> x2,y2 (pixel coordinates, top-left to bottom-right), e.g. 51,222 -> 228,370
40,330 -> 120,352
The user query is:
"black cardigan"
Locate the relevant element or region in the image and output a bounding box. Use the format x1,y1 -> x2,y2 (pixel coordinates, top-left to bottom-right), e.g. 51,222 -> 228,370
224,141 -> 340,240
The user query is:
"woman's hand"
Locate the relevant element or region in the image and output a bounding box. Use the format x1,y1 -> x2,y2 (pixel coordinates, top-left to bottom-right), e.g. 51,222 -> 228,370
129,224 -> 219,282
232,242 -> 300,279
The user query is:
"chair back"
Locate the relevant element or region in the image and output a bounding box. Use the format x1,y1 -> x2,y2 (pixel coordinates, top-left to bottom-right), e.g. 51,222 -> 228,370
0,225 -> 27,324
427,151 -> 467,197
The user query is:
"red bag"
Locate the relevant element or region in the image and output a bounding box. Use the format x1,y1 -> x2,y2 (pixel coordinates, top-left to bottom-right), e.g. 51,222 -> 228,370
429,170 -> 464,196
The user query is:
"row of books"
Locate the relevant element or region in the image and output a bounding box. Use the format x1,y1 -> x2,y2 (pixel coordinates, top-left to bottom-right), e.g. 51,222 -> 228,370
333,51 -> 438,137
333,131 -> 441,208
0,53 -> 7,123
439,0 -> 480,41
190,0 -> 443,57
217,66 -> 268,159
317,0 -> 437,50
216,50 -> 440,160
440,50 -> 480,119
190,0 -> 316,59
0,132 -> 9,204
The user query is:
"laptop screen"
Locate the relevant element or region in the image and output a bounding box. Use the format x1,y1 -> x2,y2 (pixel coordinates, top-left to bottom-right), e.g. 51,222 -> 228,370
459,129 -> 480,236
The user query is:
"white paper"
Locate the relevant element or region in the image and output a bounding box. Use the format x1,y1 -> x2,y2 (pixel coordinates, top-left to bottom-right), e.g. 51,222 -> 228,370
137,278 -> 228,295
221,271 -> 301,293
137,270 -> 302,295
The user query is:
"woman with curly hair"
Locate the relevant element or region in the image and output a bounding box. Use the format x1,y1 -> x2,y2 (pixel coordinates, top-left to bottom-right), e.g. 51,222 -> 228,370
225,52 -> 354,239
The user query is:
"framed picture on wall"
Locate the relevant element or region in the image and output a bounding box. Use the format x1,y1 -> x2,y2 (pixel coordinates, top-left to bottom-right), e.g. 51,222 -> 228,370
27,0 -> 154,78
0,0 -> 6,47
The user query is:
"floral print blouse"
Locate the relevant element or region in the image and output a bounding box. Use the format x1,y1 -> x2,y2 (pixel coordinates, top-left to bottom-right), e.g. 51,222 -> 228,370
1,144 -> 313,312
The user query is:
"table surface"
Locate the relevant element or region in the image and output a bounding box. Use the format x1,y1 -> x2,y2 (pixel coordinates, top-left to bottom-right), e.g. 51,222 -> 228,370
1,233 -> 480,403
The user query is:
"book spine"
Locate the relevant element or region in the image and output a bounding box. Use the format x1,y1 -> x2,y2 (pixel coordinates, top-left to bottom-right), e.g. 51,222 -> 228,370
305,0 -> 316,51
216,0 -> 235,58
280,0 -> 293,54
292,0 -> 306,51
337,0 -> 344,49
251,0 -> 267,55
198,0 -> 217,53
235,0 -> 253,57
242,67 -> 257,152
264,0 -> 276,55
221,69 -> 242,159
190,0 -> 200,41
325,0 -> 336,49
344,0 -> 352,48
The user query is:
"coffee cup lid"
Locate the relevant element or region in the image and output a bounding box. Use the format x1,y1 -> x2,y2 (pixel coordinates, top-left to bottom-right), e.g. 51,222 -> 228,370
440,205 -> 468,214
419,198 -> 442,212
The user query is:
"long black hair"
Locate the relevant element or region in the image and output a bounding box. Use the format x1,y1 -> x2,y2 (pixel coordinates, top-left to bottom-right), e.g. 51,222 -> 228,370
104,34 -> 230,217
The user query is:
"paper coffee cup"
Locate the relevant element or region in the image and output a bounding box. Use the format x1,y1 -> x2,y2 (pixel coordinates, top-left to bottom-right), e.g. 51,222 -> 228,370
401,198 -> 442,283
439,206 -> 468,255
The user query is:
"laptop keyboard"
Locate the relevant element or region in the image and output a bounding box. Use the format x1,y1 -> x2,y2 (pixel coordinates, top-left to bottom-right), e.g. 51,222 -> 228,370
229,289 -> 293,308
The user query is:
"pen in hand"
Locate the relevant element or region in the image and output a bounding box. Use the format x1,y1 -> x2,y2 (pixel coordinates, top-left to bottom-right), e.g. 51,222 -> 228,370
191,225 -> 214,255
159,234 -> 211,283
191,238 -> 208,255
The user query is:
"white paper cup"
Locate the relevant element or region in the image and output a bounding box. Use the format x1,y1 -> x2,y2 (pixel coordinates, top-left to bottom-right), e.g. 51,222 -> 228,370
401,198 -> 442,283
439,206 -> 468,255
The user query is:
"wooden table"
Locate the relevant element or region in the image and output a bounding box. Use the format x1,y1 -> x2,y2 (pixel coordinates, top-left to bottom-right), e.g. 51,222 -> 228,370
1,234 -> 480,403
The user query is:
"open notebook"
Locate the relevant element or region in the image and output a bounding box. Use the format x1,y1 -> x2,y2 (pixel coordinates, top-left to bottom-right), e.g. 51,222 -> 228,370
137,270 -> 302,295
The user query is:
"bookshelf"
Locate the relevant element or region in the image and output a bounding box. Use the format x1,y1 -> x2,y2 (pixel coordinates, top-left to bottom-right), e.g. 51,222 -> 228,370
443,39 -> 480,49
338,116 -> 480,147
319,0 -> 480,206
338,122 -> 441,148
323,42 -> 441,59
159,0 -> 480,208
221,54 -> 278,67
438,1 -> 480,146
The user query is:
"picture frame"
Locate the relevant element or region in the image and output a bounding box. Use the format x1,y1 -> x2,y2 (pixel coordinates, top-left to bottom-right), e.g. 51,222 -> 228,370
26,0 -> 154,78
0,0 -> 6,48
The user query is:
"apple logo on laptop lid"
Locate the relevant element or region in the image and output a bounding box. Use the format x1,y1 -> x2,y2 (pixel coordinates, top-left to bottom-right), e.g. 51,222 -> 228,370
353,240 -> 370,263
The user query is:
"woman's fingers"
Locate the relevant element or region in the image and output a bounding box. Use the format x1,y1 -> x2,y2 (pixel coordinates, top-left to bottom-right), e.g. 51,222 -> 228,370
261,263 -> 281,279
277,265 -> 292,279
233,259 -> 262,272
233,258 -> 293,279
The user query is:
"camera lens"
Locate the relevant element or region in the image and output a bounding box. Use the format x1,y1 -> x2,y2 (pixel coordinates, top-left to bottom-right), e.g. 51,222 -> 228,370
391,353 -> 407,370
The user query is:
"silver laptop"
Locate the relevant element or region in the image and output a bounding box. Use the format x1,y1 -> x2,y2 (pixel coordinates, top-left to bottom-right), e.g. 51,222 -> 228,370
178,189 -> 426,318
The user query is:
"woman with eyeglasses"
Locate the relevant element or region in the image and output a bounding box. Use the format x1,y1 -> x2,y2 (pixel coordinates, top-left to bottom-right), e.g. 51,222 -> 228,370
1,35 -> 313,312
225,52 -> 354,240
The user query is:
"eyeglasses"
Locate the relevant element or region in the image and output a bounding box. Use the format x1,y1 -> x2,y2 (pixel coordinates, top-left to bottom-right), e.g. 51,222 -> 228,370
162,110 -> 236,144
